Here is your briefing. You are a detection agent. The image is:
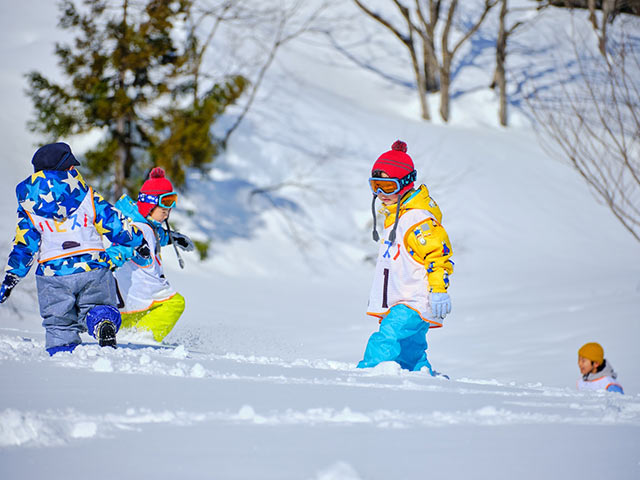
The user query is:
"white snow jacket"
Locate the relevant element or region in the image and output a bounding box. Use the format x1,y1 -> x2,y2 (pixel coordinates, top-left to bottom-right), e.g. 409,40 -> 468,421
577,361 -> 624,394
27,187 -> 105,263
367,186 -> 453,327
114,196 -> 176,313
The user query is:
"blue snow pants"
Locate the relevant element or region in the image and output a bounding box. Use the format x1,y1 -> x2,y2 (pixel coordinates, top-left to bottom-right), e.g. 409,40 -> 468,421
36,267 -> 119,350
357,304 -> 433,374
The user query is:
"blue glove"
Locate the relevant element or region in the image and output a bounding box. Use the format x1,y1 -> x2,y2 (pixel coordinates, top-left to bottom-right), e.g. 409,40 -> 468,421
0,273 -> 19,304
430,292 -> 451,319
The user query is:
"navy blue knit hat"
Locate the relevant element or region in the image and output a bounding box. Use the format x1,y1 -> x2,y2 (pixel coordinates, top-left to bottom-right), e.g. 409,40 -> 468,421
31,142 -> 80,172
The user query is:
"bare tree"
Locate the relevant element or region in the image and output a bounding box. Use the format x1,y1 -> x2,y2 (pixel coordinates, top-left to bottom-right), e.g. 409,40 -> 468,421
186,0 -> 332,145
439,0 -> 497,121
528,20 -> 640,241
352,0 -> 497,122
489,0 -> 526,126
535,1 -> 640,56
534,0 -> 640,18
352,0 -> 438,120
221,1 -> 331,145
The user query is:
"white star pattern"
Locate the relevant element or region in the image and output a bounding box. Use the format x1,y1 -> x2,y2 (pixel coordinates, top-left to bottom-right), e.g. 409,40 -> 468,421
121,218 -> 132,234
43,265 -> 56,276
20,198 -> 36,212
39,192 -> 54,204
56,205 -> 68,217
62,173 -> 81,192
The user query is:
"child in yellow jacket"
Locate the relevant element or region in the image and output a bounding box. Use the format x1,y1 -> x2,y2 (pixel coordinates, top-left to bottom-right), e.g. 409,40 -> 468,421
358,140 -> 453,374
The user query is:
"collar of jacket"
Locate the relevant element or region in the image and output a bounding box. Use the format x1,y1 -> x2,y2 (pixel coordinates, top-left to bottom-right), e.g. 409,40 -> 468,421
381,185 -> 436,228
583,359 -> 618,381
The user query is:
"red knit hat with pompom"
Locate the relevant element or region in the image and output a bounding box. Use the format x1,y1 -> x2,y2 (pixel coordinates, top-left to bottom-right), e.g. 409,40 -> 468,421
137,167 -> 174,218
371,140 -> 415,195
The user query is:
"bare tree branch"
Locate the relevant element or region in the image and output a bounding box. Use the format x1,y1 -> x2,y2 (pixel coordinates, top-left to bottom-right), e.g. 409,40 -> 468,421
222,1 -> 331,144
526,19 -> 640,241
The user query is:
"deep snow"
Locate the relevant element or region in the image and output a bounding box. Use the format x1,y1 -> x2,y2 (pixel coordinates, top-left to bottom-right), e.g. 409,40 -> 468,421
0,2 -> 639,479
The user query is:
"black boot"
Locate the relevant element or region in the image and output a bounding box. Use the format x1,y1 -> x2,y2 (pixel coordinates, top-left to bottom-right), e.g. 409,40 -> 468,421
96,320 -> 117,348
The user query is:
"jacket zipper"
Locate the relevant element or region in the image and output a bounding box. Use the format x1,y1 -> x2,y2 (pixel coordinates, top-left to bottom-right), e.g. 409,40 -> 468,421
382,268 -> 389,308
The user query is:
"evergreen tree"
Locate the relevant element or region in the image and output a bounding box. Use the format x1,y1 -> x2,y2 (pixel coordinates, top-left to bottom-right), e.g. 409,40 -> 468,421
26,0 -> 247,199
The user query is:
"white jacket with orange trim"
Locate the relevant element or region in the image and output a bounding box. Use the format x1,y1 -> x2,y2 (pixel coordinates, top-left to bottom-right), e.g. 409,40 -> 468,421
115,220 -> 176,313
367,185 -> 453,327
113,195 -> 176,314
577,361 -> 624,394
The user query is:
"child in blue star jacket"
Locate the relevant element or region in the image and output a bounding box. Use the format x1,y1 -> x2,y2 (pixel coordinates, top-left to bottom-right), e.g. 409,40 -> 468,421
358,140 -> 453,374
0,143 -> 149,354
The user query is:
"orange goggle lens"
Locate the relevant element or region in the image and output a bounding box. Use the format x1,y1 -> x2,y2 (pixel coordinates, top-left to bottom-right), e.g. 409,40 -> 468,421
369,178 -> 401,195
158,193 -> 178,208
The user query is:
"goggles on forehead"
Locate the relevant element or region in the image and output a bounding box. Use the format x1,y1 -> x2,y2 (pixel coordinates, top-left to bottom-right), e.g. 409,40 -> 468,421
369,170 -> 417,195
138,191 -> 178,209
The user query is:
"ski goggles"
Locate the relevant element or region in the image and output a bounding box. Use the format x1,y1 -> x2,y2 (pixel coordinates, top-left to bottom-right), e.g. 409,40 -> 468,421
369,170 -> 416,195
137,192 -> 178,209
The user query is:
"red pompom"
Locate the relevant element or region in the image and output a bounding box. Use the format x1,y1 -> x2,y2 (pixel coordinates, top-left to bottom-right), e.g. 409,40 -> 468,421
391,140 -> 407,153
149,167 -> 165,179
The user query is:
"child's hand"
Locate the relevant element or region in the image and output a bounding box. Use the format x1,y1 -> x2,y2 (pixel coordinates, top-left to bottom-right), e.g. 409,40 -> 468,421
0,273 -> 19,304
171,232 -> 195,252
430,292 -> 451,319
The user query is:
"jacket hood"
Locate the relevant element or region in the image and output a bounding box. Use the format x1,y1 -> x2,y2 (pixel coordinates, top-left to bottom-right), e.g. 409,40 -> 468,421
115,194 -> 163,228
115,194 -> 148,224
382,184 -> 443,228
16,168 -> 89,220
584,359 -> 618,381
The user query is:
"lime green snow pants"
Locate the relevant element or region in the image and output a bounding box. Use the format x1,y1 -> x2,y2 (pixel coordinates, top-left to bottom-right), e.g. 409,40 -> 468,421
121,293 -> 185,342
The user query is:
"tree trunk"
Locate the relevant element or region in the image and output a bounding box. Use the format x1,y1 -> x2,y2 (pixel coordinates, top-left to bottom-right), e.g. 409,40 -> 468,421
439,59 -> 451,122
114,117 -> 126,200
496,0 -> 508,126
112,0 -> 129,201
423,36 -> 440,92
406,31 -> 430,120
439,0 -> 457,123
411,49 -> 431,120
439,0 -> 496,122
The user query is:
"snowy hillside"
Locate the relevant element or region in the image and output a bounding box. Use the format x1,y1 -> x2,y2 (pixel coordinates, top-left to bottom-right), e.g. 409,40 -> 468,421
1,2 -> 639,479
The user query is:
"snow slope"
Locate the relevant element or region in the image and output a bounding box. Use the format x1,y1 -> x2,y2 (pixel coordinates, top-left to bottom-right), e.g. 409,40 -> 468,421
1,2 -> 639,479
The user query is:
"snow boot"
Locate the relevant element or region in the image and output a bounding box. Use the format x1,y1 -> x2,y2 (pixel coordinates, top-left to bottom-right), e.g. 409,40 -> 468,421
86,305 -> 121,348
96,320 -> 117,348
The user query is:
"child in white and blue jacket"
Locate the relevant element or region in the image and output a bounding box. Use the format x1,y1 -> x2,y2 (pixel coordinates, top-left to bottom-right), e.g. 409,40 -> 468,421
0,143 -> 149,354
111,167 -> 193,342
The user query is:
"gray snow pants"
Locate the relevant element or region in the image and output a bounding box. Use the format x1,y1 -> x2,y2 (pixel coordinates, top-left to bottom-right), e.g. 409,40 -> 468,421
36,267 -> 119,349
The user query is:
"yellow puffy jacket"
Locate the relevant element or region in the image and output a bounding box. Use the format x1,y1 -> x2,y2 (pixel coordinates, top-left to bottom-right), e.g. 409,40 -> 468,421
380,185 -> 453,293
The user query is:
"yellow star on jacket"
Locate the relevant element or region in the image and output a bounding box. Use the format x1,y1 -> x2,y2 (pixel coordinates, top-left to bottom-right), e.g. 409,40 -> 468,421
94,219 -> 111,236
14,225 -> 29,245
30,171 -> 46,183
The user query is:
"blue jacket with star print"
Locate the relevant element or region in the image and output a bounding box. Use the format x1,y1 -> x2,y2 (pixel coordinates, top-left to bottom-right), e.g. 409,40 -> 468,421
4,168 -> 144,280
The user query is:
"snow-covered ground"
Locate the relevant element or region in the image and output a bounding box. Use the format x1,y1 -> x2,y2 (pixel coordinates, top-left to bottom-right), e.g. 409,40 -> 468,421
1,2 -> 639,479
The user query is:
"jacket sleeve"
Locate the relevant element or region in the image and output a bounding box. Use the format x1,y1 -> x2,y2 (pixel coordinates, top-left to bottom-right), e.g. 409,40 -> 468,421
92,190 -> 145,249
4,207 -> 41,279
157,226 -> 170,247
606,384 -> 624,394
405,217 -> 453,293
